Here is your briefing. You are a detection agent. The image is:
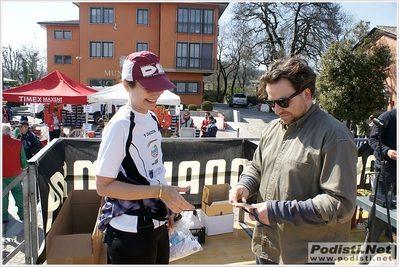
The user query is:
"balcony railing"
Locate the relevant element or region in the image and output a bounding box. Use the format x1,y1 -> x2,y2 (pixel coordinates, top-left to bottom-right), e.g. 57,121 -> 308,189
175,57 -> 214,70
176,22 -> 215,34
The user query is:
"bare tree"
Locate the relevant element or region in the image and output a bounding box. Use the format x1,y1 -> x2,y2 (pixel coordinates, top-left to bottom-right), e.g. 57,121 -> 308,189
2,45 -> 24,82
227,20 -> 259,93
231,2 -> 350,67
2,44 -> 46,84
213,19 -> 261,98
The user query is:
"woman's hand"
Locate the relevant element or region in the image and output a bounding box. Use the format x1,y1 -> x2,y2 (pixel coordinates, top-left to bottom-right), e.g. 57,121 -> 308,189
161,185 -> 195,213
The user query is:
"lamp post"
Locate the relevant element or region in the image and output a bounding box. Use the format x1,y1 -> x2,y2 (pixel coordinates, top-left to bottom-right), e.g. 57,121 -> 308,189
76,56 -> 82,83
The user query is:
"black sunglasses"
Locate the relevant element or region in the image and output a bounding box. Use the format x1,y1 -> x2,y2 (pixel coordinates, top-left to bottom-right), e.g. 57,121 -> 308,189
265,89 -> 304,109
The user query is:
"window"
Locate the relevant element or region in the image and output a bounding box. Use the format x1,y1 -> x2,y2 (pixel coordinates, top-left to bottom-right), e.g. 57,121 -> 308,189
90,7 -> 114,24
177,7 -> 214,34
203,9 -> 214,34
201,43 -> 213,69
54,55 -> 63,64
187,82 -> 198,93
136,42 -> 148,52
137,8 -> 149,25
90,41 -> 114,58
189,43 -> 200,68
54,30 -> 72,40
173,82 -> 199,94
189,9 -> 201,33
89,79 -> 115,87
176,43 -> 188,67
177,8 -> 188,32
63,55 -> 72,64
176,42 -> 213,69
54,55 -> 72,64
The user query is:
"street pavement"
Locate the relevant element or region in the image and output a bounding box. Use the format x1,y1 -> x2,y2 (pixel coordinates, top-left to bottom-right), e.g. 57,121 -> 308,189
2,104 -> 278,265
194,103 -> 278,140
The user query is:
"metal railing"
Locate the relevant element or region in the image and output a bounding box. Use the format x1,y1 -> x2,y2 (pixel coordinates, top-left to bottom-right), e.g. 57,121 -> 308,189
2,155 -> 44,264
1,168 -> 37,264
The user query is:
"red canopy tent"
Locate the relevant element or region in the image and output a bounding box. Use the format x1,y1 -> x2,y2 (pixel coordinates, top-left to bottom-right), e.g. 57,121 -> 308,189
2,70 -> 98,104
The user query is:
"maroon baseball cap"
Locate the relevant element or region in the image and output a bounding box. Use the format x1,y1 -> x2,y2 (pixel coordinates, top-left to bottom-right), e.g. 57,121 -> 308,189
121,51 -> 176,92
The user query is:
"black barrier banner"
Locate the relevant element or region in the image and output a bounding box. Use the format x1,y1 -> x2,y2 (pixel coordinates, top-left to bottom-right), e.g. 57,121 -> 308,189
37,139 -> 101,234
161,139 -> 257,205
36,139 -> 67,235
36,138 -> 257,235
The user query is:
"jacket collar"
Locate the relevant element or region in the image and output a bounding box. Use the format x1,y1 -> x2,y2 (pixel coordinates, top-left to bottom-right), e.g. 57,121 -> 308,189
279,103 -> 320,130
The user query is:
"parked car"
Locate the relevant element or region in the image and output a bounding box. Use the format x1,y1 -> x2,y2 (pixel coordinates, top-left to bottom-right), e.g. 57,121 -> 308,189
229,93 -> 248,108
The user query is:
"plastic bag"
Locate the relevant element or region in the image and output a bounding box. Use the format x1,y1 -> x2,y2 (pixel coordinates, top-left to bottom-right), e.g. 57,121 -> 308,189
169,211 -> 203,262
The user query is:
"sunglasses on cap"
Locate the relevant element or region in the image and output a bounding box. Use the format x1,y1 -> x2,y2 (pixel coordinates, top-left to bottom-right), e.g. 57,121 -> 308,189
265,89 -> 304,109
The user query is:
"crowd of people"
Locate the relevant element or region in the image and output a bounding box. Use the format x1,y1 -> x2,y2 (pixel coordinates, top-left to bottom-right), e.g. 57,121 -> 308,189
171,110 -> 218,137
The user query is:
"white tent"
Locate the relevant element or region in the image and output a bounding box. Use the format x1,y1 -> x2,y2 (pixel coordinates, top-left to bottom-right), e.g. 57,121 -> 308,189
87,83 -> 181,106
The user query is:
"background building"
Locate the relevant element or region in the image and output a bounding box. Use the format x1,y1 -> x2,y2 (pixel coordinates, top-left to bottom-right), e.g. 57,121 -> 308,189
355,26 -> 397,111
38,2 -> 229,106
370,26 -> 397,111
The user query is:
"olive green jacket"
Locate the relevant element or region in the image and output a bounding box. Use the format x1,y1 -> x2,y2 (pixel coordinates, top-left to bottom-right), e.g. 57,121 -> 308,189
241,104 -> 357,264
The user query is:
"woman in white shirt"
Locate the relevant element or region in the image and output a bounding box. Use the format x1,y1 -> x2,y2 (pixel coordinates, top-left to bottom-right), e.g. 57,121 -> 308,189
96,51 -> 194,264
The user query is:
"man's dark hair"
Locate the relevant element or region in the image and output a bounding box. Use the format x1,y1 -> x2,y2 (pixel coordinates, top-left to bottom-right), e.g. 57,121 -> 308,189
258,57 -> 317,100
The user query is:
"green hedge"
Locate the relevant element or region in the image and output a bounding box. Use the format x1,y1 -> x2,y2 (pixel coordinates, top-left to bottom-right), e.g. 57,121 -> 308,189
201,101 -> 213,111
188,104 -> 198,110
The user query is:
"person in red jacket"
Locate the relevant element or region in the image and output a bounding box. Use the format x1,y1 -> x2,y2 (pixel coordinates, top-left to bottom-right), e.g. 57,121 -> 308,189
46,108 -> 62,141
2,124 -> 28,224
200,111 -> 210,137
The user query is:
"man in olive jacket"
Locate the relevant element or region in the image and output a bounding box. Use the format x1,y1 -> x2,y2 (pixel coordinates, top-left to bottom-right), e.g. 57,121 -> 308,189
229,57 -> 357,264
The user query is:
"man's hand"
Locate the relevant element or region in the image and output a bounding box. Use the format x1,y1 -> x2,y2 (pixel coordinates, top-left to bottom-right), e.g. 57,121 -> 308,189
387,149 -> 397,161
228,185 -> 250,204
251,202 -> 270,226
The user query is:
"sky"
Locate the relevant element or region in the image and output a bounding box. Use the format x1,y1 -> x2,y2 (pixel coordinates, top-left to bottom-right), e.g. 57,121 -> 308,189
0,1 -> 398,51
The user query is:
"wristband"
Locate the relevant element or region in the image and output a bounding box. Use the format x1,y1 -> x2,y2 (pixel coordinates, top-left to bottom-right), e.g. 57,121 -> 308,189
253,209 -> 273,229
158,184 -> 163,198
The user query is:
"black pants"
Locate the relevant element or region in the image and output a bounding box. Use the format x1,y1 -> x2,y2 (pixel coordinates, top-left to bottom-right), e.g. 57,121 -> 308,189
106,223 -> 169,264
49,129 -> 60,141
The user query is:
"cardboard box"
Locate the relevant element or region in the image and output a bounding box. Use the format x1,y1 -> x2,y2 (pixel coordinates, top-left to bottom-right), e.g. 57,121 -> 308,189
46,190 -> 104,264
200,210 -> 234,236
201,201 -> 233,216
202,184 -> 233,216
